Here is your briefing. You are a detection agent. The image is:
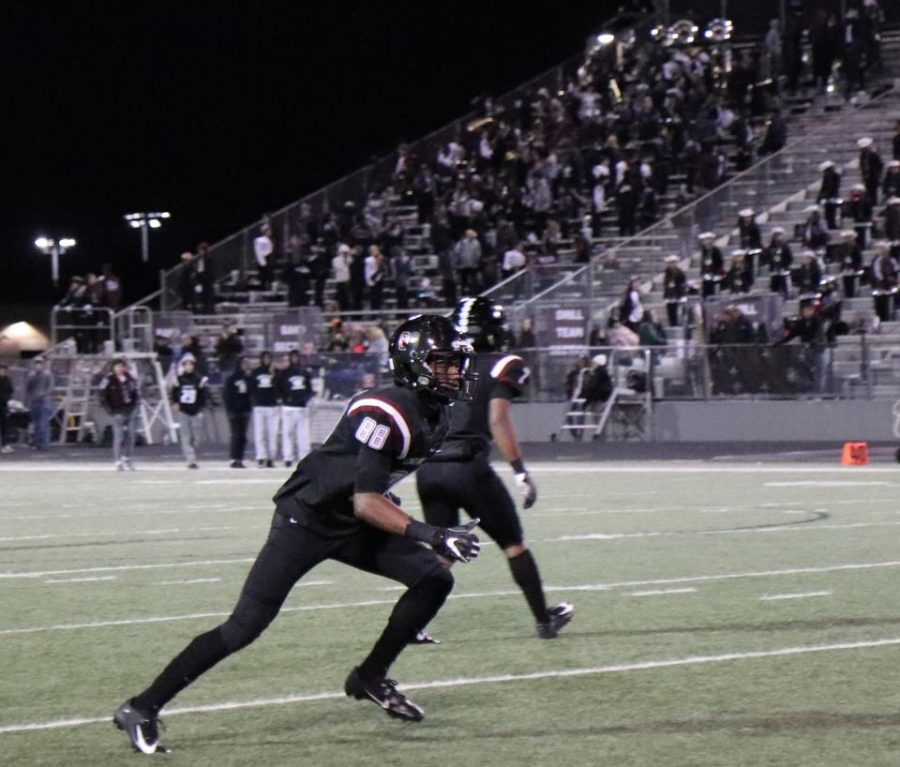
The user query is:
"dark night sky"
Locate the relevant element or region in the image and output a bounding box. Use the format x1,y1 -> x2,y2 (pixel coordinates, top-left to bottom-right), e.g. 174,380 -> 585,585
2,1 -> 622,327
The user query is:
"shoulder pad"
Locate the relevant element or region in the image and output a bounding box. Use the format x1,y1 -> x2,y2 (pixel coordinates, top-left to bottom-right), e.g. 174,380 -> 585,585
347,394 -> 413,458
490,354 -> 530,389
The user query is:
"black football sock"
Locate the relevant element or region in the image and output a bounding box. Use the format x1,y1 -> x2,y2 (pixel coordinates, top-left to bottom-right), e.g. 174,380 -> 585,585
133,627 -> 230,712
508,549 -> 549,624
357,570 -> 452,682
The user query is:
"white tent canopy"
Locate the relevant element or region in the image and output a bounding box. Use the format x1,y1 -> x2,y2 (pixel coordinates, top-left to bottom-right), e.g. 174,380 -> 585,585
0,322 -> 50,355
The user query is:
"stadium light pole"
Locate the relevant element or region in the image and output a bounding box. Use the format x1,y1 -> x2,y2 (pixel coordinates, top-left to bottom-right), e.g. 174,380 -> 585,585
34,236 -> 77,288
124,211 -> 171,263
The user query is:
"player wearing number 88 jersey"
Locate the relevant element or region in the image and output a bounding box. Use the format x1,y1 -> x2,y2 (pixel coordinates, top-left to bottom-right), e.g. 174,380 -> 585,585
113,316 -> 480,754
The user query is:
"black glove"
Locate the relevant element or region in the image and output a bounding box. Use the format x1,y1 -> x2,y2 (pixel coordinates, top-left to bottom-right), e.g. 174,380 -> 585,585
432,518 -> 481,563
405,518 -> 481,564
515,472 -> 538,509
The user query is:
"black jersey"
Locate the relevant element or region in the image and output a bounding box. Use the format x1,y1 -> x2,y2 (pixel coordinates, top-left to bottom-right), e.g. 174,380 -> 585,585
276,365 -> 314,407
250,366 -> 278,407
431,352 -> 528,461
273,385 -> 450,537
171,372 -> 208,416
223,370 -> 252,414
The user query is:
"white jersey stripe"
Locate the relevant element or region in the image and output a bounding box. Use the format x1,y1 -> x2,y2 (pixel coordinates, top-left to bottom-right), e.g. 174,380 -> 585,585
348,398 -> 412,459
490,354 -> 523,380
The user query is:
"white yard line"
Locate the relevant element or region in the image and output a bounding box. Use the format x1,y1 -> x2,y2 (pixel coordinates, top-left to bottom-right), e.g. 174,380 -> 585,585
0,557 -> 255,580
152,578 -> 222,586
3,559 -> 899,637
2,636 -> 899,734
43,576 -> 117,584
1,506 -> 271,521
765,481 -> 893,487
629,588 -> 697,597
0,526 -> 247,543
556,520 -> 900,541
760,591 -> 833,601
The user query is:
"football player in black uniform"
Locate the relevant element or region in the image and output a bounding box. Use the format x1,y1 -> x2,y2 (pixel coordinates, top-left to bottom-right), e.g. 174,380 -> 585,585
416,297 -> 573,639
113,315 -> 481,754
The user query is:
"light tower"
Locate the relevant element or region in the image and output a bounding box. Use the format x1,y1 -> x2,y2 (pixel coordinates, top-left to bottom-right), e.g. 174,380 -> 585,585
124,211 -> 171,263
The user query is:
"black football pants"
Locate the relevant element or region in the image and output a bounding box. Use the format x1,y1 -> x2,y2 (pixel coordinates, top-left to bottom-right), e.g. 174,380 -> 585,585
416,456 -> 524,549
135,509 -> 452,710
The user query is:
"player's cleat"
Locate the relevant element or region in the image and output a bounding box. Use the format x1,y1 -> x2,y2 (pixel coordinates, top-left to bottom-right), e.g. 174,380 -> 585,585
258,459 -> 265,467
410,630 -> 440,644
113,699 -> 168,754
230,460 -> 245,469
124,458 -> 136,471
1,445 -> 13,454
344,667 -> 424,722
188,463 -> 199,469
536,602 -> 574,639
115,460 -> 125,471
285,461 -> 292,468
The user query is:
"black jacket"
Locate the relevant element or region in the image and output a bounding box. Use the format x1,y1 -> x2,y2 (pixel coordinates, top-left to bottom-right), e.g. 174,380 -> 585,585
223,370 -> 252,414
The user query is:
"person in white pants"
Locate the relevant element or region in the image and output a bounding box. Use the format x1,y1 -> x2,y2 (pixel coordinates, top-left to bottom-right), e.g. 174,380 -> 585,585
276,350 -> 315,467
250,351 -> 279,467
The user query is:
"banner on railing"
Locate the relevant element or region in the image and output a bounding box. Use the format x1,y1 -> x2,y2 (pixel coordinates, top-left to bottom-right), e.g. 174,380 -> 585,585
266,308 -> 323,353
534,306 -> 589,354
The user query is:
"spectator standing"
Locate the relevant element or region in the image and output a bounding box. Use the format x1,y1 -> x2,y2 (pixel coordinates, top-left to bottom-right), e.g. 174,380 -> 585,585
194,242 -> 216,313
817,161 -> 843,230
253,224 -> 274,290
25,358 -> 53,451
699,232 -> 724,299
870,241 -> 899,322
838,229 -> 863,298
764,227 -> 793,297
391,246 -> 411,310
310,248 -> 331,309
250,351 -> 278,468
276,350 -> 314,468
332,244 -> 353,311
455,229 -> 482,296
349,245 -> 367,312
215,322 -> 244,377
662,255 -> 687,327
843,183 -> 874,248
893,119 -> 900,162
171,358 -> 208,469
100,263 -> 124,311
364,245 -> 387,312
858,137 -> 884,205
224,356 -> 252,469
0,363 -> 13,453
101,357 -> 140,470
620,276 -> 644,332
502,242 -> 527,282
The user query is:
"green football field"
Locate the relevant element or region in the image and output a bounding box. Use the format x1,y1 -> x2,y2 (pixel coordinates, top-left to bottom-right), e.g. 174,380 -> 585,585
1,459 -> 899,766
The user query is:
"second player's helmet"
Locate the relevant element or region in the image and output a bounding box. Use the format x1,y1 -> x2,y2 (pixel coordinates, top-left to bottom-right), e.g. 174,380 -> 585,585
389,315 -> 475,402
451,297 -> 510,352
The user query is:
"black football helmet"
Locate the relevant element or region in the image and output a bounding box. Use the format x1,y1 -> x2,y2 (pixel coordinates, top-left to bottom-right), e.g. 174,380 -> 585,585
451,297 -> 511,352
389,315 -> 475,402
